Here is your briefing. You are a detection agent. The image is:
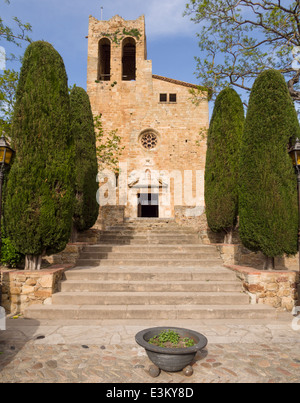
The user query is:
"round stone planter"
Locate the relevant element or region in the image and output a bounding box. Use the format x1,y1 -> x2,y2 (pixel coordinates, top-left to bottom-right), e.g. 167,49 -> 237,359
135,327 -> 208,373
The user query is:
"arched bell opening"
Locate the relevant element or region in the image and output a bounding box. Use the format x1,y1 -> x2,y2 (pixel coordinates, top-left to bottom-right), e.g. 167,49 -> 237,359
122,37 -> 136,81
98,38 -> 111,81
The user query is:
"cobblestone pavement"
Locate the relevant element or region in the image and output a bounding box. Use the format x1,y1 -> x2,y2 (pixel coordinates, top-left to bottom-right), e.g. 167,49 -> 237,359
0,315 -> 300,383
1,341 -> 300,383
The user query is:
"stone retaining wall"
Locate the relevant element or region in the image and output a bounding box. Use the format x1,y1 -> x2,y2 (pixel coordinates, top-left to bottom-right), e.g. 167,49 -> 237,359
215,244 -> 299,311
216,244 -> 299,271
174,207 -> 241,245
0,234 -> 98,315
95,206 -> 125,230
44,243 -> 87,266
226,264 -> 299,311
174,206 -> 220,244
0,264 -> 72,315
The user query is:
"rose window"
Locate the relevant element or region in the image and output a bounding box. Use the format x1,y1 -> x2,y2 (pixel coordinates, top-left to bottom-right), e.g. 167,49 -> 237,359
140,132 -> 158,150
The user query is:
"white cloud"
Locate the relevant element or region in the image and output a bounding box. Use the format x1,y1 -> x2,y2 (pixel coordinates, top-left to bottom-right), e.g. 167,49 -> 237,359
142,0 -> 194,38
3,0 -> 195,39
94,0 -> 195,38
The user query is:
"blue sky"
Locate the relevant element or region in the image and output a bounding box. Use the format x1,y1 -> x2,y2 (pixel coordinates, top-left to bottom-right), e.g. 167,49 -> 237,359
2,0 -> 201,91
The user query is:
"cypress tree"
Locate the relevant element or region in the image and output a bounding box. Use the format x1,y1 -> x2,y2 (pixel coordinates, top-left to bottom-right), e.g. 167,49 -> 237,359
4,41 -> 74,270
239,69 -> 300,270
204,87 -> 244,243
70,86 -> 99,238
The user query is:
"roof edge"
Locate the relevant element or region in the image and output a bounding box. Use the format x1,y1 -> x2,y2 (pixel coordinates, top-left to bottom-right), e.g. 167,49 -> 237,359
152,75 -> 200,90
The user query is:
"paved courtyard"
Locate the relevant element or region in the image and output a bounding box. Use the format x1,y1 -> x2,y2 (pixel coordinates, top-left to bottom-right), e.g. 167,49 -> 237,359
0,312 -> 300,384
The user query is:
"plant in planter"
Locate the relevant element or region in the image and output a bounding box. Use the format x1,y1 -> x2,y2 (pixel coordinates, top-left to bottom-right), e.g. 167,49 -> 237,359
135,327 -> 208,377
148,329 -> 196,349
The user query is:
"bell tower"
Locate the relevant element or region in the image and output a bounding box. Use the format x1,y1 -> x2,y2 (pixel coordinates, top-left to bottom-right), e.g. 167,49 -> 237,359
87,14 -> 152,91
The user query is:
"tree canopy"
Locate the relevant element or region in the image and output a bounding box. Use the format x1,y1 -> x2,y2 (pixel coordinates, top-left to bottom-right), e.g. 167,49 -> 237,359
205,87 -> 244,243
4,41 -> 74,270
0,0 -> 31,135
0,0 -> 31,47
185,0 -> 300,102
70,86 -> 99,233
0,68 -> 18,134
239,69 -> 300,267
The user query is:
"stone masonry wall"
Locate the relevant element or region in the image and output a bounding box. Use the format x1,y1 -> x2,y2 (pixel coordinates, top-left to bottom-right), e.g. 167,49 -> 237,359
174,206 -> 224,244
0,229 -> 103,315
226,264 -> 299,312
45,243 -> 87,266
215,244 -> 299,312
217,244 -> 299,272
95,206 -> 125,230
0,265 -> 71,315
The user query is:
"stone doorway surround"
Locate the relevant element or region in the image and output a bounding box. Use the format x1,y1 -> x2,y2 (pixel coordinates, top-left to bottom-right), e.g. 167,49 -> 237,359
137,193 -> 159,218
128,169 -> 169,219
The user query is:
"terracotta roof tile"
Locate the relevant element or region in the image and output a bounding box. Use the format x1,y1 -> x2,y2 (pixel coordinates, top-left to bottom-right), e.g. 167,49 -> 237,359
152,74 -> 200,89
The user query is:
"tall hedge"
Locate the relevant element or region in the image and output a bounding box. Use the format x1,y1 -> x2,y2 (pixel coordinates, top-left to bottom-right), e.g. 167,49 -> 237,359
70,86 -> 99,234
204,87 -> 244,243
239,69 -> 300,266
3,41 -> 74,270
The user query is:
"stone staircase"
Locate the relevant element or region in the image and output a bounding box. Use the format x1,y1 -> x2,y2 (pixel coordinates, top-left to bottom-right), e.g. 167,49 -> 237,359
25,219 -> 275,320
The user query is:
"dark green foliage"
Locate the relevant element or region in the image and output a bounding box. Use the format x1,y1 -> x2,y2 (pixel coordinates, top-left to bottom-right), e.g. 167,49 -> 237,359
239,69 -> 300,258
1,237 -> 24,268
205,88 -> 244,234
70,86 -> 99,231
3,41 -> 74,257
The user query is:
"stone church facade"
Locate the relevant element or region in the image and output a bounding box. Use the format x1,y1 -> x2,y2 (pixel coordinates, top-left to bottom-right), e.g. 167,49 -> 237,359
87,15 -> 209,225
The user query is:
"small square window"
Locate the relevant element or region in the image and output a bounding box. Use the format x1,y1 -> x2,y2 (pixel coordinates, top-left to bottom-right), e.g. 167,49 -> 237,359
160,94 -> 167,102
169,94 -> 177,103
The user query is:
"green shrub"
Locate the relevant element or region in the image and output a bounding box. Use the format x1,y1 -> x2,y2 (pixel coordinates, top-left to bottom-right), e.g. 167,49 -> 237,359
0,237 -> 24,268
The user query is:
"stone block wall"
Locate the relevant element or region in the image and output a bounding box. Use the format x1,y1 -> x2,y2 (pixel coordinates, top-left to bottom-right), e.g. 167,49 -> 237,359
174,206 -> 225,244
95,206 -> 125,230
0,265 -> 71,315
45,243 -> 87,266
226,264 -> 299,312
216,244 -> 299,272
0,229 -> 103,315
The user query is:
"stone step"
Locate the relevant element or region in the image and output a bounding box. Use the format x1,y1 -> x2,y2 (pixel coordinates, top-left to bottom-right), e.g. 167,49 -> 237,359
78,232 -> 197,241
24,304 -> 275,320
82,244 -> 217,252
65,267 -> 238,282
97,236 -> 201,244
124,218 -> 176,224
78,251 -> 221,260
52,291 -> 249,306
99,232 -> 200,237
93,237 -> 200,245
76,226 -> 192,240
99,229 -> 197,235
105,225 -> 196,234
26,220 -> 277,322
60,279 -> 242,293
75,258 -> 222,267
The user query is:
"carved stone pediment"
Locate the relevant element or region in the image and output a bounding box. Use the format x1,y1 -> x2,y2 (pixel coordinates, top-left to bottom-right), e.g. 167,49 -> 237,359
128,170 -> 168,189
